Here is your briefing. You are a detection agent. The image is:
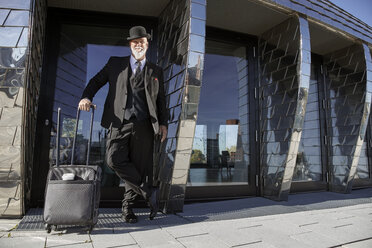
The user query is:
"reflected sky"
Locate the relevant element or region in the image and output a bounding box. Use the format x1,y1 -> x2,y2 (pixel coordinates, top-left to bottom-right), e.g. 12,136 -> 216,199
189,38 -> 249,185
197,53 -> 240,139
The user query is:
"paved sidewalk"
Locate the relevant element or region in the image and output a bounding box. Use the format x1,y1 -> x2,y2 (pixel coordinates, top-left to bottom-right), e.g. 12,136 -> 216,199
0,188 -> 371,248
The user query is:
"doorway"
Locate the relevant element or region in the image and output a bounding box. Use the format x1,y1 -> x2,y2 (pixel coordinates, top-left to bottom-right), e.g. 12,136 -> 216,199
185,28 -> 259,199
31,8 -> 158,207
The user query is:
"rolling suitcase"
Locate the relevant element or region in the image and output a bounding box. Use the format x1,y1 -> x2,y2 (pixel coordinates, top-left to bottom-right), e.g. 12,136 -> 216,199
43,106 -> 102,233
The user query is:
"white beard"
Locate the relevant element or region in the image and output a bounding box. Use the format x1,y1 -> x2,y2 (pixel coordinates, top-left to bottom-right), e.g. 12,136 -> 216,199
131,47 -> 147,60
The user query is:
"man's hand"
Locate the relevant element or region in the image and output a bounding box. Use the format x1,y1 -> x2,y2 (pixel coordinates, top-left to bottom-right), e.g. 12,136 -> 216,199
159,125 -> 167,142
78,98 -> 92,111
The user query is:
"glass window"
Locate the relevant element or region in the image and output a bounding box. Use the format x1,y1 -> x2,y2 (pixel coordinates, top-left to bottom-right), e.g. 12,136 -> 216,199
188,39 -> 250,186
293,63 -> 322,182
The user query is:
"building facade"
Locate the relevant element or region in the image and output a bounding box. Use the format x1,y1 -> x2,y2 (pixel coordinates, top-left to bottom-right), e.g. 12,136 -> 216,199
0,0 -> 371,217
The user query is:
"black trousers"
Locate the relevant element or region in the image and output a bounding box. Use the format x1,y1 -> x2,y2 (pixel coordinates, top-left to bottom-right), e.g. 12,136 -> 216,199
106,118 -> 154,209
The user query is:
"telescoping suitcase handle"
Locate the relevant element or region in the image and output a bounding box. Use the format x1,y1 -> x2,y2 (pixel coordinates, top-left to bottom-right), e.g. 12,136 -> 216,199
70,104 -> 96,166
55,105 -> 96,167
56,108 -> 62,167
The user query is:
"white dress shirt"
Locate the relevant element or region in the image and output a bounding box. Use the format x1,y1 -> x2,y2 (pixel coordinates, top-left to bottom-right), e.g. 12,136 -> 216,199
130,55 -> 146,75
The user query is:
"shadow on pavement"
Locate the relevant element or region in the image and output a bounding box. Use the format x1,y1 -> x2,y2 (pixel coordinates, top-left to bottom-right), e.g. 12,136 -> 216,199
16,188 -> 372,233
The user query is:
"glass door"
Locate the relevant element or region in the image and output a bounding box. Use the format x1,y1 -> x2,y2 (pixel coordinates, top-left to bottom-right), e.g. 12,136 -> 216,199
31,9 -> 157,206
186,29 -> 258,199
50,24 -> 130,194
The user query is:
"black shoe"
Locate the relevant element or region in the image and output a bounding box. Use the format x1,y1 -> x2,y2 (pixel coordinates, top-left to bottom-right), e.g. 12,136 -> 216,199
122,208 -> 138,223
148,189 -> 159,220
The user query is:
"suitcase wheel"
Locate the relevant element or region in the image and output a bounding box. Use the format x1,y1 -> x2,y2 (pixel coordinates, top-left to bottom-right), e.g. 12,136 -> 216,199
45,224 -> 52,233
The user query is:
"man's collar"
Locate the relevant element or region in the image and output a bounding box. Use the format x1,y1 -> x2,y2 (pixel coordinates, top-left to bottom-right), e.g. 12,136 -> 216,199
130,55 -> 146,65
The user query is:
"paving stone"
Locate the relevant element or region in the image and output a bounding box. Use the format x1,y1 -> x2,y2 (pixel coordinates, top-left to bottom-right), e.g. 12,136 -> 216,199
6,230 -> 47,238
207,224 -> 262,247
177,233 -> 230,248
90,228 -> 137,248
343,206 -> 372,218
261,219 -> 313,236
286,210 -> 353,228
235,241 -> 278,248
343,216 -> 372,232
110,245 -> 139,248
342,239 -> 372,248
0,235 -> 46,248
164,223 -> 208,238
308,222 -> 372,244
130,229 -> 184,248
0,219 -> 21,232
45,231 -> 93,247
238,224 -> 314,248
289,230 -> 340,248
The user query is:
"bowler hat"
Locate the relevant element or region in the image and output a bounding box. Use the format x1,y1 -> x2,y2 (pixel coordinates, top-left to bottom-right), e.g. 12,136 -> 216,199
127,26 -> 151,41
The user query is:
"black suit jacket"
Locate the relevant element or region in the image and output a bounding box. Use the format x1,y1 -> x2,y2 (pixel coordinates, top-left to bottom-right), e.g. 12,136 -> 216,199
81,56 -> 168,134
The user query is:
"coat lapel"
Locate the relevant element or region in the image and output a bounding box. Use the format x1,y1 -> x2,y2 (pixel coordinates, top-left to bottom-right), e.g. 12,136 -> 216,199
119,58 -> 130,90
144,63 -> 153,91
117,57 -> 129,107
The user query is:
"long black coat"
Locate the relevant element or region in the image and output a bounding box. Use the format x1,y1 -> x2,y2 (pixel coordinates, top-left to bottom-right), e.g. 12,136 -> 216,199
81,56 -> 168,134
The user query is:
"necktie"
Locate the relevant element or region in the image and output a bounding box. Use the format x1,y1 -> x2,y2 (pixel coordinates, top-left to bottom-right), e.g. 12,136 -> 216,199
135,61 -> 142,75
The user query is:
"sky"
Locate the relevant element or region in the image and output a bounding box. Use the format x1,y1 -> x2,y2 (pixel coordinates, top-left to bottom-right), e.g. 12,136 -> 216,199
329,0 -> 372,27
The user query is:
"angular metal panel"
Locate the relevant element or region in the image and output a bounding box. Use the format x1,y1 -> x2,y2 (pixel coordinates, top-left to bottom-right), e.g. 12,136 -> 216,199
0,0 -> 37,217
7,0 -> 46,217
0,9 -> 10,25
324,43 -> 371,193
261,0 -> 372,45
4,10 -> 29,26
157,0 -> 205,212
259,16 -> 310,201
0,0 -> 31,10
0,27 -> 23,47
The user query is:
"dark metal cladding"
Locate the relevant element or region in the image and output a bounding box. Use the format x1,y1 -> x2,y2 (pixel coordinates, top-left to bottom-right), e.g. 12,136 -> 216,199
157,0 -> 206,213
259,16 -> 311,201
324,43 -> 372,193
0,0 -> 46,217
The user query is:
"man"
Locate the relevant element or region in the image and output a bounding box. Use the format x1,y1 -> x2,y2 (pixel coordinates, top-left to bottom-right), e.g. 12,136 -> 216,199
78,26 -> 168,223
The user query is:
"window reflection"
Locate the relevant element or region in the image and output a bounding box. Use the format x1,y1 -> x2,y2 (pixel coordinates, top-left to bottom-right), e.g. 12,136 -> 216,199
188,39 -> 249,186
49,24 -> 130,188
356,140 -> 369,179
293,64 -> 322,181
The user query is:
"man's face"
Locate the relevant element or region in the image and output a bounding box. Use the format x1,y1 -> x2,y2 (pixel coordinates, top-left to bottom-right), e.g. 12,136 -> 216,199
130,37 -> 148,60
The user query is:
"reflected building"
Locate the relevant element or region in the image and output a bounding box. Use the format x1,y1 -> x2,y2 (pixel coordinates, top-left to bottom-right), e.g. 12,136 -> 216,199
206,137 -> 219,168
0,0 -> 371,216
